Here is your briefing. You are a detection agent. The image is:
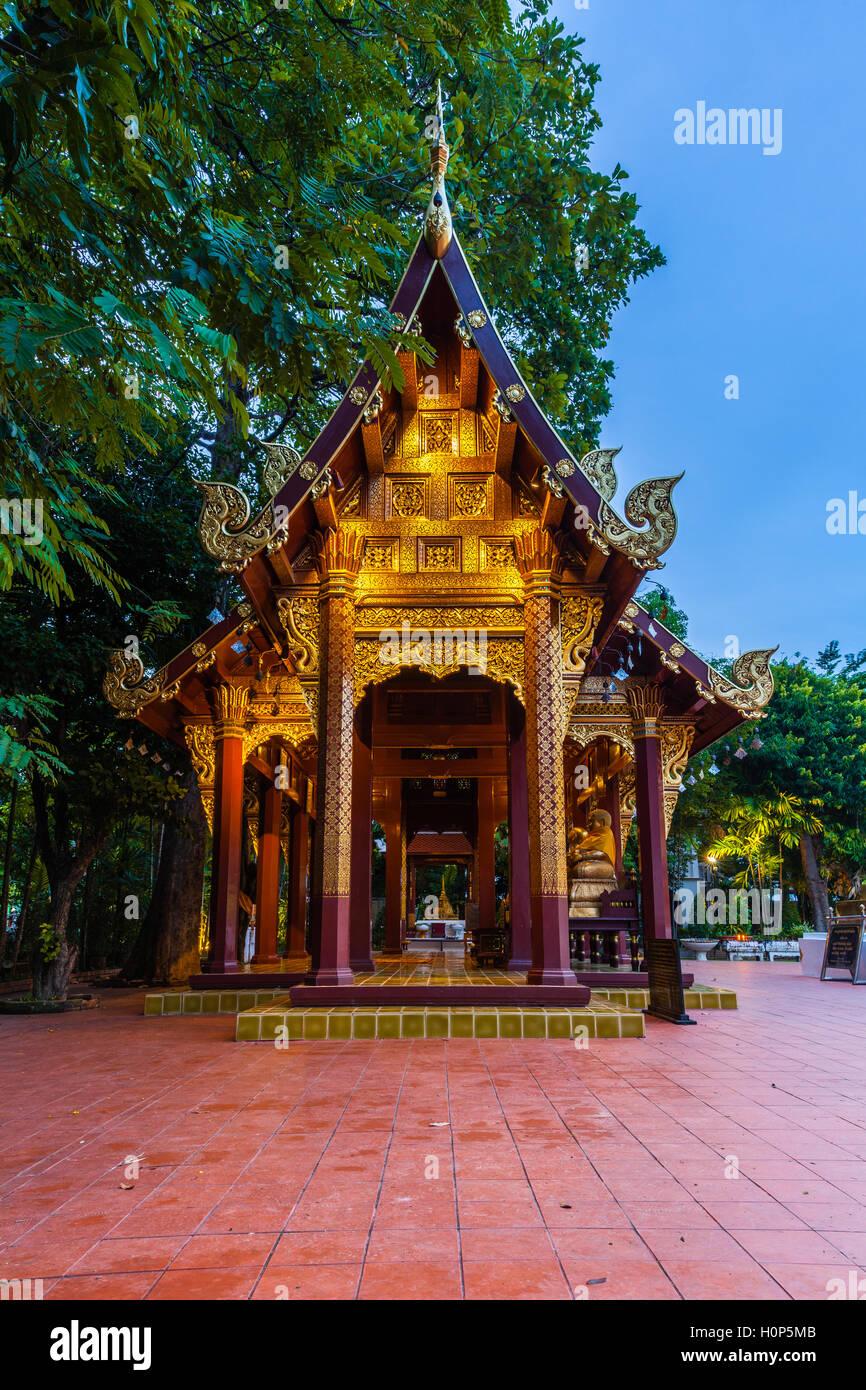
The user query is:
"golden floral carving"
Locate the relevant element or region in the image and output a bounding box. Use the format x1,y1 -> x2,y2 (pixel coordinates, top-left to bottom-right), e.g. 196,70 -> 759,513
355,605 -> 522,630
352,636 -> 525,707
261,441 -> 301,495
708,649 -> 776,718
467,310 -> 486,328
523,590 -> 568,897
213,682 -> 250,736
362,387 -> 383,424
568,722 -> 635,759
505,384 -> 525,403
195,480 -> 286,573
454,481 -> 487,517
424,416 -> 454,454
578,447 -> 621,502
184,724 -> 216,830
561,595 -> 603,675
660,724 -> 694,787
316,588 -> 358,897
596,473 -> 682,571
391,482 -> 425,517
103,651 -> 164,717
480,539 -> 516,570
277,594 -> 319,675
454,315 -> 473,348
625,678 -> 666,722
362,540 -> 396,570
421,541 -> 458,571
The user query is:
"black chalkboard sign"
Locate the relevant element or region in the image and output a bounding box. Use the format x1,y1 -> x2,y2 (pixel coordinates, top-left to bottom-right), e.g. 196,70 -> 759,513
644,938 -> 695,1024
821,919 -> 866,984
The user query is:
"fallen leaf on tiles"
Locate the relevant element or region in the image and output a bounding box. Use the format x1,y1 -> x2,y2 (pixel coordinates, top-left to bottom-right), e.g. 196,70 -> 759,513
429,1122 -> 449,1127
586,1278 -> 606,1286
560,1203 -> 572,1209
119,1182 -> 135,1190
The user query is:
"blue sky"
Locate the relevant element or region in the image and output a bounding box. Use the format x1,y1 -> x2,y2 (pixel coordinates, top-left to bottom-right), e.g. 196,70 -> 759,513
549,0 -> 865,664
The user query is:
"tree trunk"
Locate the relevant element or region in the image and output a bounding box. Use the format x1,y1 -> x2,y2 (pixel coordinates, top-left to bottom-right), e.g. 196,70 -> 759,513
0,780 -> 18,945
2,834 -> 38,974
123,775 -> 207,984
799,832 -> 830,931
31,871 -> 81,1000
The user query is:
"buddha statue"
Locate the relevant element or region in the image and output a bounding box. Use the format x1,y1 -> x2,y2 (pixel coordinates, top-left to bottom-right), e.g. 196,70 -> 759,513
568,809 -> 618,918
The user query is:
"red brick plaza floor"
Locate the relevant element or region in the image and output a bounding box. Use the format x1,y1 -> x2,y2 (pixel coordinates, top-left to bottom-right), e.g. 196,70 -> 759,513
1,962 -> 865,1301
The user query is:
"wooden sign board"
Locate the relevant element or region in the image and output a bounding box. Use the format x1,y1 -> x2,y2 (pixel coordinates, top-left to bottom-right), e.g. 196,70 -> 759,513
821,919 -> 866,984
644,938 -> 695,1025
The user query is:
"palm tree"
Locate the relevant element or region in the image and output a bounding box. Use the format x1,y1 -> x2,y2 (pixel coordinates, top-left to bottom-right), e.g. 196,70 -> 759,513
708,794 -> 823,925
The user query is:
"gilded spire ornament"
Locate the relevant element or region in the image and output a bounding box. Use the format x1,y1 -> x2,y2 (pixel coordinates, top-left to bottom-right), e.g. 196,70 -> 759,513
423,82 -> 452,259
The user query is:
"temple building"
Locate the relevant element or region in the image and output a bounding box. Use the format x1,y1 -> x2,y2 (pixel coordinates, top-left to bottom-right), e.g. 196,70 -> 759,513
105,99 -> 774,1014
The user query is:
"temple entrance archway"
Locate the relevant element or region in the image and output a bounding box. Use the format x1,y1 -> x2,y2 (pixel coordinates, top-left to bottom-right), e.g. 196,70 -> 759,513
350,667 -> 528,971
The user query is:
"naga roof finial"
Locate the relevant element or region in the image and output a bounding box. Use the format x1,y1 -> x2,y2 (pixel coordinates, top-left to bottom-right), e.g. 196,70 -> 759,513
424,80 -> 452,259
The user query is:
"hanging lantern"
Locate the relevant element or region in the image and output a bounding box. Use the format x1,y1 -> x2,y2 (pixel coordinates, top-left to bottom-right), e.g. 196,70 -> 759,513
687,775 -> 697,786
751,736 -> 763,750
734,747 -> 747,759
709,761 -> 720,775
138,743 -> 148,755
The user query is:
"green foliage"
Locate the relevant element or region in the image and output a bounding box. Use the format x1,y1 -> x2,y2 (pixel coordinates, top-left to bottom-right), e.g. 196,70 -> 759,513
37,921 -> 60,962
670,646 -> 866,919
0,0 -> 662,602
707,794 -> 822,890
0,694 -> 69,781
636,583 -> 689,640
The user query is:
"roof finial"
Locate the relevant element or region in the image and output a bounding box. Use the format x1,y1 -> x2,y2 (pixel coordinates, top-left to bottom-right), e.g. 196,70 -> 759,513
424,80 -> 452,259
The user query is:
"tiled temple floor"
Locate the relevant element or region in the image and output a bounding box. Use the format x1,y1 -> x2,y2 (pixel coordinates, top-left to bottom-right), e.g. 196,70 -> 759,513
1,962 -> 865,1301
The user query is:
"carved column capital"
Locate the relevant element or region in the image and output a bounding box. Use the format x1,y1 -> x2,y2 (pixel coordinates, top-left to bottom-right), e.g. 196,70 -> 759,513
625,677 -> 666,735
514,527 -> 563,602
314,527 -> 365,601
212,683 -> 250,740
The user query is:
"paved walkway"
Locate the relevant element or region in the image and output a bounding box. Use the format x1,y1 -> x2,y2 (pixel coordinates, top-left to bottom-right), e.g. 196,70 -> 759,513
1,963 -> 865,1300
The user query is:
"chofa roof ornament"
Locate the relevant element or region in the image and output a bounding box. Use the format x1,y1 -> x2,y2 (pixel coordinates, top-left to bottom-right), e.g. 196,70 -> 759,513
424,81 -> 452,259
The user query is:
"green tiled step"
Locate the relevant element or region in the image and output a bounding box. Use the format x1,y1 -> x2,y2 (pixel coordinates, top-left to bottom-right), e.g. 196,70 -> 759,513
234,999 -> 645,1042
144,989 -> 291,1016
592,984 -> 738,1010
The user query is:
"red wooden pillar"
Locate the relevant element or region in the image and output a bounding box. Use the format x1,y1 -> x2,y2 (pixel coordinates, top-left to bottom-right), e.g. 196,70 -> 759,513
628,682 -> 672,941
283,805 -> 309,960
203,684 -> 249,974
252,772 -> 281,965
307,529 -> 363,986
516,530 -> 577,985
477,777 -> 497,931
507,713 -> 532,971
382,782 -> 403,956
349,730 -> 375,971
